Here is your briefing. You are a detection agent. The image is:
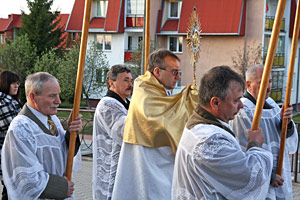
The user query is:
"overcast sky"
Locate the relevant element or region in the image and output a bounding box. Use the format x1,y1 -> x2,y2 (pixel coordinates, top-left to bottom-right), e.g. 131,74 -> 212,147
0,0 -> 75,18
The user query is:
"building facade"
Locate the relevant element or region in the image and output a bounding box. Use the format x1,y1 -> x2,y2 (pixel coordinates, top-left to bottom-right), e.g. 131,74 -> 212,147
1,0 -> 300,105
66,0 -> 300,105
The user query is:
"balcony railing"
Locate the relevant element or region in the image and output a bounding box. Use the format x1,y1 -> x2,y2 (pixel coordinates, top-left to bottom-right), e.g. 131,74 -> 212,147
263,52 -> 285,67
126,15 -> 144,27
265,16 -> 285,31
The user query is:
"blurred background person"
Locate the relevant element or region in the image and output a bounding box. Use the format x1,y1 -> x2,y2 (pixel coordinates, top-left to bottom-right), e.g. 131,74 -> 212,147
0,70 -> 22,200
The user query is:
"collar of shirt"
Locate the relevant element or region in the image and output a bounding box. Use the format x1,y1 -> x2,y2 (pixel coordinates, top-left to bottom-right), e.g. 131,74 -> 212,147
165,89 -> 172,96
27,105 -> 50,129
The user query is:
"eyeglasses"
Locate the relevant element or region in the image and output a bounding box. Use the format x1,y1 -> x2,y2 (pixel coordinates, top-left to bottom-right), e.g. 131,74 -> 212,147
12,82 -> 20,86
159,68 -> 180,77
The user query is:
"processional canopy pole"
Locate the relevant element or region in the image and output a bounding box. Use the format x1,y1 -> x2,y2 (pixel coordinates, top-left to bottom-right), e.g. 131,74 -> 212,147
251,0 -> 287,131
144,0 -> 150,73
187,6 -> 201,88
66,0 -> 92,181
277,0 -> 300,176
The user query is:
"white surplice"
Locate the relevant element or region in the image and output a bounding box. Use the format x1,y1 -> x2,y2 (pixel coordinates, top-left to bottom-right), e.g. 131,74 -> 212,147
112,88 -> 175,200
1,108 -> 79,200
230,97 -> 298,200
112,143 -> 175,200
172,121 -> 273,200
92,96 -> 128,200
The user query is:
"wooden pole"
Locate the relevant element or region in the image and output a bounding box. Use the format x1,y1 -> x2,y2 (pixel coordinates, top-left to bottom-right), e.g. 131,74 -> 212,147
66,0 -> 92,181
144,0 -> 150,72
251,0 -> 287,130
277,0 -> 300,176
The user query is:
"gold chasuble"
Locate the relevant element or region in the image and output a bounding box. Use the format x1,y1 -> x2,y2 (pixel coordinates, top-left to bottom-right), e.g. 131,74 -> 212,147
123,71 -> 198,153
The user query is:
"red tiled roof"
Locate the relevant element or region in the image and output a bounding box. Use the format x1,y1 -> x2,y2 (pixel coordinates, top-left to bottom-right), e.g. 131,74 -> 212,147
105,0 -> 123,32
118,0 -> 125,32
156,1 -> 165,34
66,0 -> 124,32
56,14 -> 69,28
55,14 -> 70,48
90,18 -> 105,29
66,0 -> 85,31
3,14 -> 22,31
161,19 -> 179,31
0,18 -> 10,32
176,0 -> 246,35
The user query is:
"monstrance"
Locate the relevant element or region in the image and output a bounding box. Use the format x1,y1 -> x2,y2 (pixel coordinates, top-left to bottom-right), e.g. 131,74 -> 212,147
187,6 -> 201,87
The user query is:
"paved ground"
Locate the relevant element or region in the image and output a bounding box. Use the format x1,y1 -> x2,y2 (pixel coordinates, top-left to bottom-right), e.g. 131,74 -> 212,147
1,143 -> 300,199
74,156 -> 93,200
294,181 -> 300,200
74,156 -> 300,200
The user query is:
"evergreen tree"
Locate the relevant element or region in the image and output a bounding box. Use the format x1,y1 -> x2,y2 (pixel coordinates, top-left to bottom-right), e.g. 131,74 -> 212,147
19,0 -> 63,56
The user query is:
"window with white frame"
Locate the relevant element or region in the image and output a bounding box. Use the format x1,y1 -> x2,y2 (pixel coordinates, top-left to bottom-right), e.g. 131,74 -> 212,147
96,34 -> 112,51
168,36 -> 183,53
97,0 -> 108,17
127,0 -> 145,15
169,1 -> 182,18
0,34 -> 4,44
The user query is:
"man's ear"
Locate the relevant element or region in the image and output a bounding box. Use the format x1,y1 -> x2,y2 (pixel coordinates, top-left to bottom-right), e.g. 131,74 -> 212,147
108,79 -> 114,89
245,80 -> 251,89
153,67 -> 160,77
210,97 -> 220,111
29,92 -> 36,104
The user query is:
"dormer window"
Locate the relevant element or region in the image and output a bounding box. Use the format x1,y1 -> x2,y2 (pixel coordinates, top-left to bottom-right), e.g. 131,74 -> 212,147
97,0 -> 108,17
169,1 -> 182,18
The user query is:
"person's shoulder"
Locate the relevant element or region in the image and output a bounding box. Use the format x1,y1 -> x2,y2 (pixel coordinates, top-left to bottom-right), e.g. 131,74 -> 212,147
184,125 -> 238,159
0,93 -> 12,105
266,97 -> 278,107
10,115 -> 32,128
187,124 -> 234,141
240,97 -> 255,109
9,115 -> 36,141
97,97 -> 126,111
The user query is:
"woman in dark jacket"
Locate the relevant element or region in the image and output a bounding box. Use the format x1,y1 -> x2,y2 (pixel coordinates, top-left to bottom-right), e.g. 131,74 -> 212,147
0,71 -> 22,200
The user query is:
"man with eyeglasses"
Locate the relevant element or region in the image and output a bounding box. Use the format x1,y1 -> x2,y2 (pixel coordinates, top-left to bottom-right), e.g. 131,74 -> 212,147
112,49 -> 198,200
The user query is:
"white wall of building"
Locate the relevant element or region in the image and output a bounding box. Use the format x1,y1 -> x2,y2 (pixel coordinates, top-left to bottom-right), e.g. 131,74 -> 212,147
105,33 -> 125,66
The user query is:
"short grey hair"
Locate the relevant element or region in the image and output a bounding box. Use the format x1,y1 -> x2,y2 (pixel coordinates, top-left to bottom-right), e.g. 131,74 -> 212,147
147,49 -> 180,73
105,64 -> 131,89
25,72 -> 58,98
245,64 -> 264,82
199,66 -> 245,107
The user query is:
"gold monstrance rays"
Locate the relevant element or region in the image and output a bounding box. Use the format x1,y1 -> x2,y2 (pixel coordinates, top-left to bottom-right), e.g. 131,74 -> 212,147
187,7 -> 201,87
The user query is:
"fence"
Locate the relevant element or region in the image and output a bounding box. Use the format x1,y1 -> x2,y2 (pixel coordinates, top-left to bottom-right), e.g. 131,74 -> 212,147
58,108 -> 300,181
58,108 -> 94,155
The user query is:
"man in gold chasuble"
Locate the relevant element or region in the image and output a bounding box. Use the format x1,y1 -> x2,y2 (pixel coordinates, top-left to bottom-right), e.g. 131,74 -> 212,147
112,49 -> 198,200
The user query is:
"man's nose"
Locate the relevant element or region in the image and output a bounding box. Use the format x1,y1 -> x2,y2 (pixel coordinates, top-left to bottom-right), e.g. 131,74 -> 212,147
55,96 -> 61,104
239,101 -> 244,109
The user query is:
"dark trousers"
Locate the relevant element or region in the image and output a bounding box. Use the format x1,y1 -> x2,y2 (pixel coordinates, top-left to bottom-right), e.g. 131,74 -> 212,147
1,180 -> 7,200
